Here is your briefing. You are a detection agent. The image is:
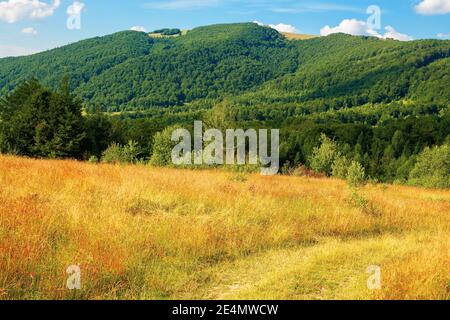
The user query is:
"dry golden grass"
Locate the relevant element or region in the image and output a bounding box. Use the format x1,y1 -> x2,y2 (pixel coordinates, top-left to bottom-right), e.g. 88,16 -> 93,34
0,155 -> 448,300
281,32 -> 318,40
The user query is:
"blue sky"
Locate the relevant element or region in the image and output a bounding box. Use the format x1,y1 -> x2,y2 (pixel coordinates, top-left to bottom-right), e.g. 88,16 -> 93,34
0,0 -> 449,57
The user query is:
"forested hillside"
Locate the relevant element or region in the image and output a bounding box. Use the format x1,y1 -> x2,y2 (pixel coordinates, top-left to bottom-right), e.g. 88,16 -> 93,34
0,31 -> 153,102
1,23 -> 449,112
233,34 -> 450,110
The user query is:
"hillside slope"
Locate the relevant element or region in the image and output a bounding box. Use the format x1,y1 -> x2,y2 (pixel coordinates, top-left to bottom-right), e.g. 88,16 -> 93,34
234,34 -> 450,110
0,31 -> 154,96
0,23 -> 449,112
0,155 -> 449,299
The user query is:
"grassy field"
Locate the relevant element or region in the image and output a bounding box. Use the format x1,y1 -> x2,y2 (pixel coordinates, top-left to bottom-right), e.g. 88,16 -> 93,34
0,155 -> 448,300
281,32 -> 318,40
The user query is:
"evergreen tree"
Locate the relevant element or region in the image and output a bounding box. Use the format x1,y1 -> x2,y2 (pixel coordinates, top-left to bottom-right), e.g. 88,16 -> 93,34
0,79 -> 86,158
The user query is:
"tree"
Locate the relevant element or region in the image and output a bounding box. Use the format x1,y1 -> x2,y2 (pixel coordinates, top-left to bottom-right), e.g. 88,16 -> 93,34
0,79 -> 42,155
332,156 -> 351,179
203,99 -> 238,131
84,111 -> 114,158
347,161 -> 366,187
409,144 -> 450,189
309,134 -> 341,176
0,79 -> 86,158
149,126 -> 181,166
391,130 -> 404,157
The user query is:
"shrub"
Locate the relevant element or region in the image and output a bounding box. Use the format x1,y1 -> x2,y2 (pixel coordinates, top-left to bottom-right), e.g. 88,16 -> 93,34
122,140 -> 141,163
347,189 -> 381,217
408,144 -> 450,189
88,156 -> 99,164
101,143 -> 122,164
347,161 -> 366,187
293,165 -> 326,178
149,126 -> 180,166
332,156 -> 351,179
309,134 -> 341,176
101,140 -> 141,164
281,161 -> 293,175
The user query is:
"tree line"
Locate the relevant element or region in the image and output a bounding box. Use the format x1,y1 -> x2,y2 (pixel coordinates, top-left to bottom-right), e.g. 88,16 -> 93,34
0,79 -> 448,189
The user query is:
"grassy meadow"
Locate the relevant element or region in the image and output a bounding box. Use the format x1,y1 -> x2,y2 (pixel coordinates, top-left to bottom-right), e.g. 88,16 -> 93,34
0,155 -> 448,300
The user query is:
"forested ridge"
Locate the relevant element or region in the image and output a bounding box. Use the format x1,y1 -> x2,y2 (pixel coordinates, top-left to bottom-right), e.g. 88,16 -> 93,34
0,23 -> 449,187
1,23 -> 449,111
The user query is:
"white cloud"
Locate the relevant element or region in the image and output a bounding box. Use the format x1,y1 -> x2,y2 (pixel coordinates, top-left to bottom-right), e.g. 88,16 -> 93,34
383,26 -> 413,41
253,21 -> 298,34
0,44 -> 38,58
21,26 -> 37,35
67,1 -> 84,15
0,0 -> 60,23
415,0 -> 450,15
320,19 -> 413,41
145,0 -> 220,10
130,26 -> 147,32
437,32 -> 450,38
269,23 -> 298,33
321,19 -> 371,36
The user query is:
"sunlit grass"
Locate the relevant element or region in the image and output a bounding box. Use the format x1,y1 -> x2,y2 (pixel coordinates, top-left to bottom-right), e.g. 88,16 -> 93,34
0,155 -> 448,300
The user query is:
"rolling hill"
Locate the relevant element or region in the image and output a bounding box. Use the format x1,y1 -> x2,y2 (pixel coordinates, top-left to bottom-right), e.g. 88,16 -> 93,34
0,23 -> 449,112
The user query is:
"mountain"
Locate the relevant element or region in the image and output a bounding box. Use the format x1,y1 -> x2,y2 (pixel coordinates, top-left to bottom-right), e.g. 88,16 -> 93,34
0,23 -> 449,112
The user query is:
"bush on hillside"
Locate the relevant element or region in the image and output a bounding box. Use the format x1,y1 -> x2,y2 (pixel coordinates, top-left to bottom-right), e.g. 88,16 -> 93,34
408,144 -> 450,189
309,134 -> 341,176
101,140 -> 141,164
347,161 -> 367,187
149,126 -> 181,166
332,156 -> 351,179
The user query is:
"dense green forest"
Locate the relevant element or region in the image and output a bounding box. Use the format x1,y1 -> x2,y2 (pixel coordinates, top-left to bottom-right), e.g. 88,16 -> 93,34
0,23 -> 449,188
1,23 -> 448,112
